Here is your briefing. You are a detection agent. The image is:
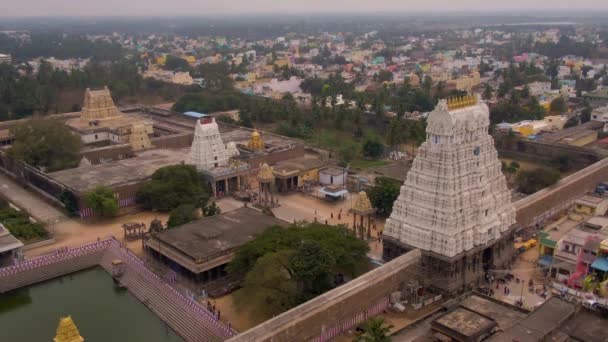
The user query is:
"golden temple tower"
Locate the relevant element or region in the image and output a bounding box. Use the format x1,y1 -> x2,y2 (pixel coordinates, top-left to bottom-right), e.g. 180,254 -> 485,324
247,130 -> 265,151
54,316 -> 84,342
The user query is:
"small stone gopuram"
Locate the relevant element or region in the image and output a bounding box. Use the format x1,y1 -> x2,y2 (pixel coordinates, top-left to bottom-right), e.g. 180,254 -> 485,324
383,96 -> 517,295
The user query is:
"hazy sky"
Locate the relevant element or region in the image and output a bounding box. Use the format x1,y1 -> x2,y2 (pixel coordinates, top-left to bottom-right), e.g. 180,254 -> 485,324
1,0 -> 607,17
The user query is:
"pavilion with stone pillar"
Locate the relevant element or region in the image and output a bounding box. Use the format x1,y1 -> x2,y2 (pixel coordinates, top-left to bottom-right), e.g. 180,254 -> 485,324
257,163 -> 278,207
351,192 -> 375,240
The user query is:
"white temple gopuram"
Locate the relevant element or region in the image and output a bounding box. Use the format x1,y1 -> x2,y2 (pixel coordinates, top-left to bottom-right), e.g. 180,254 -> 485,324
188,117 -> 248,196
383,95 -> 517,294
188,117 -> 236,171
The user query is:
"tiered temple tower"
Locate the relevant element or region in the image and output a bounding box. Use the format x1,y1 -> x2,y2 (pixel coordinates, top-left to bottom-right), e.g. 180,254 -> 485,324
53,316 -> 84,342
383,96 -> 516,294
188,117 -> 236,171
129,123 -> 153,151
80,86 -> 121,120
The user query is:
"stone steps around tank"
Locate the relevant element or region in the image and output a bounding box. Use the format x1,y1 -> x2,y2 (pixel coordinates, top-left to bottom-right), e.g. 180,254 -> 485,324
99,243 -> 227,342
0,250 -> 104,293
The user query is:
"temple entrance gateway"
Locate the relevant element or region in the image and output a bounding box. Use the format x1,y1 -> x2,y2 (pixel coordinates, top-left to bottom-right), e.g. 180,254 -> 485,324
483,247 -> 494,271
382,97 -> 517,295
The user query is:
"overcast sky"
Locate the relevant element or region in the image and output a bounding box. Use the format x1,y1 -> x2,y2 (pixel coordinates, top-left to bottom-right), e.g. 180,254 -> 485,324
1,0 -> 607,17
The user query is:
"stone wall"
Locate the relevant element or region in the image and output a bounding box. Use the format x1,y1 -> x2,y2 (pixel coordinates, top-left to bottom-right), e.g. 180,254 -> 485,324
494,133 -> 607,168
227,250 -> 421,342
246,145 -> 306,170
514,157 -> 608,228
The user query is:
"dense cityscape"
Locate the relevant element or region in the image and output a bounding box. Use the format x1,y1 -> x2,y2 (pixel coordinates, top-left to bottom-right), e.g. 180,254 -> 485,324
1,6 -> 608,342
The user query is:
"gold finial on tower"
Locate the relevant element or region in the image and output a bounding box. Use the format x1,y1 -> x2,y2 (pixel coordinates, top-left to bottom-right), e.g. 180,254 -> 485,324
446,94 -> 477,110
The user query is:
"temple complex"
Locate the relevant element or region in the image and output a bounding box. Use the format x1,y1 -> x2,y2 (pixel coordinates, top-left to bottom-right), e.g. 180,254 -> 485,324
53,316 -> 84,342
383,96 -> 517,295
66,87 -> 154,148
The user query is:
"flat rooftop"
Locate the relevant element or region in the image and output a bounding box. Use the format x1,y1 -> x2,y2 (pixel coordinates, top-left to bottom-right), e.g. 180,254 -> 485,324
488,297 -> 575,342
274,155 -> 326,174
66,114 -> 153,132
149,207 -> 288,273
49,148 -> 188,193
219,125 -> 300,149
459,295 -> 527,331
432,306 -> 496,338
575,194 -> 606,206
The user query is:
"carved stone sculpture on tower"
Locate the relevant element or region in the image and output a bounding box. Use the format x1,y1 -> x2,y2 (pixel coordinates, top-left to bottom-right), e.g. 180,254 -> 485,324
384,96 -> 515,258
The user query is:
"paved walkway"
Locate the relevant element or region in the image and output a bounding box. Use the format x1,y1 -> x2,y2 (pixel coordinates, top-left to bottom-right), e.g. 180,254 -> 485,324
0,172 -> 65,223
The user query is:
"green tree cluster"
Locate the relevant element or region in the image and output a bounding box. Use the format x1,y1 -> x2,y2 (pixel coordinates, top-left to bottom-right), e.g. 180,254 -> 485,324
354,317 -> 394,342
9,117 -> 81,172
136,165 -> 210,211
367,177 -> 402,215
167,204 -> 198,228
229,224 -> 369,317
515,168 -> 561,195
85,186 -> 119,217
0,200 -> 49,242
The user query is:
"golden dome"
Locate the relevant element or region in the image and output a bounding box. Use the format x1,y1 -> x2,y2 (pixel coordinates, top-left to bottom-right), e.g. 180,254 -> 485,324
248,129 -> 265,151
54,316 -> 84,342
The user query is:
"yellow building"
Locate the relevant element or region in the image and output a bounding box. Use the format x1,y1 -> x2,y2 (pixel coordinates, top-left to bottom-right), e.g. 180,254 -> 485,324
156,57 -> 166,65
573,195 -> 608,216
184,56 -> 196,64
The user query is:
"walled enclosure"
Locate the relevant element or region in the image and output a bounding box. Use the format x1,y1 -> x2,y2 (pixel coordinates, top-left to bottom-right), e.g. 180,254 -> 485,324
227,249 -> 421,342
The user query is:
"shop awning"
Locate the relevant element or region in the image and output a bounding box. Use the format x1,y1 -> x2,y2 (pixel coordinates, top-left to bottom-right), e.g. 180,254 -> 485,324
538,255 -> 553,267
591,258 -> 608,272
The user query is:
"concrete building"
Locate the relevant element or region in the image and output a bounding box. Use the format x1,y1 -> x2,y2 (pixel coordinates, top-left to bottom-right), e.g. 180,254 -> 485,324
145,207 -> 288,281
319,167 -> 347,186
0,223 -> 23,267
0,53 -> 11,64
383,96 -> 517,294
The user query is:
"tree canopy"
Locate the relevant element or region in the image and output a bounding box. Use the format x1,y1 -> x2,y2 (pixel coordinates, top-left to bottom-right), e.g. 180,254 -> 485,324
367,176 -> 402,215
229,223 -> 369,317
9,117 -> 81,172
515,168 -> 560,195
136,165 -> 210,211
85,186 -> 119,217
167,204 -> 198,228
354,317 -> 394,342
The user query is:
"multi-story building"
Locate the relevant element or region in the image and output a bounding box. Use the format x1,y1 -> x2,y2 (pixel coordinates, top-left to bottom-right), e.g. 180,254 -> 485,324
0,54 -> 11,64
383,96 -> 517,295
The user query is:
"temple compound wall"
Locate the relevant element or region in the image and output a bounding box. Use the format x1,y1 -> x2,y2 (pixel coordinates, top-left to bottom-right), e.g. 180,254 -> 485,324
494,133 -> 607,168
514,156 -> 608,229
227,250 -> 421,342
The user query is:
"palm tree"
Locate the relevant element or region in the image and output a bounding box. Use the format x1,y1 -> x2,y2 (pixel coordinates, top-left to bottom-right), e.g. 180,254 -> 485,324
354,317 -> 393,342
